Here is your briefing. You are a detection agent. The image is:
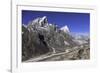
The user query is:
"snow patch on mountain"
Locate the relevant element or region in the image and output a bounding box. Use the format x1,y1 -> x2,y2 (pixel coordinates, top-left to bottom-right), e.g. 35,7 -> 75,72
64,41 -> 70,45
22,24 -> 27,28
60,25 -> 70,33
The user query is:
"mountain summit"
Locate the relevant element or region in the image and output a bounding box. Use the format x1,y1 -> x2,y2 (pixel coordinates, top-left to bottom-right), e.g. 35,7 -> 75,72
60,25 -> 70,33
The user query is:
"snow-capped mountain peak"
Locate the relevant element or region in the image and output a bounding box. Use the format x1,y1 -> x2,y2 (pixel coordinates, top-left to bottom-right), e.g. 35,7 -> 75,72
60,25 -> 70,33
41,16 -> 47,21
39,16 -> 48,27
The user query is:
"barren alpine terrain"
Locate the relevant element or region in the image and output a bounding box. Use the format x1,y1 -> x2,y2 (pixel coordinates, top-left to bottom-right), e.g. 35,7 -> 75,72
22,16 -> 90,62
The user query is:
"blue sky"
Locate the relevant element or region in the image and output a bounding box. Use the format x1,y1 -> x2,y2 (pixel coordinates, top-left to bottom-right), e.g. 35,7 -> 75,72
22,10 -> 90,34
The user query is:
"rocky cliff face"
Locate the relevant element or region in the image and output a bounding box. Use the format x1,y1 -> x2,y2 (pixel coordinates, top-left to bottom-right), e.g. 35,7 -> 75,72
22,16 -> 89,61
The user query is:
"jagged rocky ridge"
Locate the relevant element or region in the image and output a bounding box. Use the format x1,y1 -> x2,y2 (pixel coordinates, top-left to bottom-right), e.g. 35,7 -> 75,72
22,16 -> 90,61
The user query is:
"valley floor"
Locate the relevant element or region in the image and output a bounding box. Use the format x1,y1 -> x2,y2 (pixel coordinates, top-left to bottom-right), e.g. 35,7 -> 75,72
24,44 -> 90,62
